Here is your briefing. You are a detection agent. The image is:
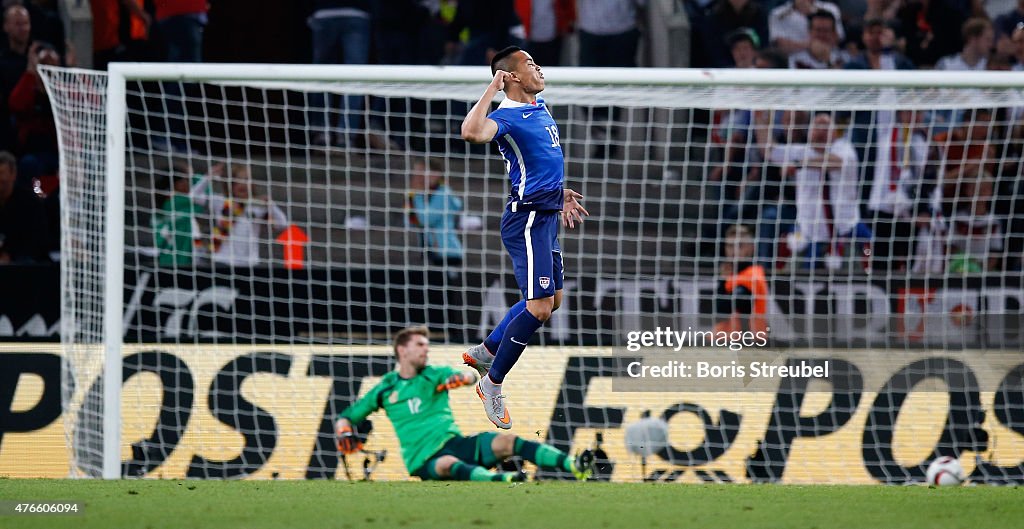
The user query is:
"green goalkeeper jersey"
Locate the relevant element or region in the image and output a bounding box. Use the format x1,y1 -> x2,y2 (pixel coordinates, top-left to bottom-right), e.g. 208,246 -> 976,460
339,365 -> 463,475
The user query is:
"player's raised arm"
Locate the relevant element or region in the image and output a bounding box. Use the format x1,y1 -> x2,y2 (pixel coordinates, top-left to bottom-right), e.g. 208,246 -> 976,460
460,71 -> 508,144
435,369 -> 479,392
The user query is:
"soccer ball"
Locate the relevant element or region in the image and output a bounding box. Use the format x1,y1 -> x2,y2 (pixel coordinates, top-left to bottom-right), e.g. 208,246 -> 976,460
624,417 -> 669,457
925,456 -> 965,486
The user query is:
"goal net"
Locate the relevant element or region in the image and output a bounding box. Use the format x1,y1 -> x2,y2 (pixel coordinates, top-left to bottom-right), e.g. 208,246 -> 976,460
40,64 -> 1024,484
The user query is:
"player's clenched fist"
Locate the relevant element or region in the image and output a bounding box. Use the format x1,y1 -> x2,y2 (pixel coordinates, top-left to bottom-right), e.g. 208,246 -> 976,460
490,70 -> 511,91
435,372 -> 478,393
335,418 -> 361,454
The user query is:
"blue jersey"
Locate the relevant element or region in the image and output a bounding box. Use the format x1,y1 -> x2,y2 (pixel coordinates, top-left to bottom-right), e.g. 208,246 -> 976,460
488,96 -> 564,212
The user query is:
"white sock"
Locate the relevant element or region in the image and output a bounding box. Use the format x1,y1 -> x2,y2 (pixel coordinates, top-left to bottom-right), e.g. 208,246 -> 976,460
475,343 -> 495,358
480,374 -> 501,395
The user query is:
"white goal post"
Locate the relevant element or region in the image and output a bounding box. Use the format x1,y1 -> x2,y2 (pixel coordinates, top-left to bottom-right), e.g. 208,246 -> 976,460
40,63 -> 1024,483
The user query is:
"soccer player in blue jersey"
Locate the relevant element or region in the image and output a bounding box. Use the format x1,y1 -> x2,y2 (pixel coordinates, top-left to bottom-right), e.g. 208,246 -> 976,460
460,46 -> 589,429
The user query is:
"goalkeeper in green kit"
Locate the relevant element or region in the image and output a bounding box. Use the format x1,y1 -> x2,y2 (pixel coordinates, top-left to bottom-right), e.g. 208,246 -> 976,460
334,326 -> 595,482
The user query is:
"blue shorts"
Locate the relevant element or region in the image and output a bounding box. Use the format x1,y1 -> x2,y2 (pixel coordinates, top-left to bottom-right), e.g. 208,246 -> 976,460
501,209 -> 564,300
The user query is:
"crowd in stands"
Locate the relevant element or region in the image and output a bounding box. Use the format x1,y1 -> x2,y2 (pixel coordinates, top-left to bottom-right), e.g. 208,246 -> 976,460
704,3 -> 1024,274
0,0 -> 208,265
1,0 -> 1022,274
712,102 -> 1024,275
0,1 -> 65,264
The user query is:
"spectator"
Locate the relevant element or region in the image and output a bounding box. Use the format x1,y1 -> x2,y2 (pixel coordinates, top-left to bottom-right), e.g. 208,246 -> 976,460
576,0 -> 644,67
909,140 -> 949,274
148,1 -> 206,153
0,4 -> 31,151
987,53 -> 1014,69
192,162 -> 289,267
847,0 -> 901,52
844,18 -> 915,69
768,0 -> 845,56
711,32 -> 766,220
844,19 -> 915,220
577,0 -> 646,158
23,0 -> 65,57
374,0 -> 441,65
898,0 -> 977,68
1014,22 -> 1024,69
755,46 -> 790,68
788,9 -> 851,68
407,157 -> 464,267
909,107 -> 1004,273
513,0 -> 576,67
91,0 -> 152,69
865,110 -> 929,272
447,0 -> 524,66
714,224 -> 769,334
994,0 -> 1024,58
727,27 -> 761,68
943,164 -> 1002,272
861,0 -> 901,30
694,0 -> 770,67
308,0 -> 373,148
935,17 -> 994,70
765,112 -> 864,270
930,20 -> 995,133
716,0 -> 770,48
150,159 -> 203,266
9,41 -> 59,189
928,108 -> 999,266
711,50 -> 791,264
999,108 -> 1024,270
0,150 -> 48,263
740,108 -> 804,266
936,107 -> 997,195
155,0 -> 207,63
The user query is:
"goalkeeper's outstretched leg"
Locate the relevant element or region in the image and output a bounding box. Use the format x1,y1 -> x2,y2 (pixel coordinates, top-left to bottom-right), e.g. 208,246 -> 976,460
490,433 -> 595,481
414,432 -> 594,482
424,456 -> 527,482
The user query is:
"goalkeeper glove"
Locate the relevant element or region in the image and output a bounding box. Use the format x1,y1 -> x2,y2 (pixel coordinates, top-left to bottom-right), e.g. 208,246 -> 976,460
435,372 -> 476,392
335,419 -> 363,454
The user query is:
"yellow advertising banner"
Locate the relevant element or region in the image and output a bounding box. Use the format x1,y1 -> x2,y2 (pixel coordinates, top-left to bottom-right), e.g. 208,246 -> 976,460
1,344 -> 1022,484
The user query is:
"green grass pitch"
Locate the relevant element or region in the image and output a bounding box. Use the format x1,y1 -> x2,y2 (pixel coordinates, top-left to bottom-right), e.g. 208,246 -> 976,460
1,479 -> 1022,529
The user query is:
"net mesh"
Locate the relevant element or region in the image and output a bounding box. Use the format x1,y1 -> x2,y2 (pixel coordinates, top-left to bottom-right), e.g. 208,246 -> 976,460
39,65 -> 1024,483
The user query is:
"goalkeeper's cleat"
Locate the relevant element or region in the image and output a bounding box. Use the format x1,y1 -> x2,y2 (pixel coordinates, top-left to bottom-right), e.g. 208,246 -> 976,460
476,380 -> 512,430
571,449 -> 596,481
495,470 -> 528,482
462,344 -> 494,377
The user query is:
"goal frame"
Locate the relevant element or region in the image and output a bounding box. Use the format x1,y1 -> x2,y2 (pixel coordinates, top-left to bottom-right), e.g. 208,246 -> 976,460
92,63 -> 1024,479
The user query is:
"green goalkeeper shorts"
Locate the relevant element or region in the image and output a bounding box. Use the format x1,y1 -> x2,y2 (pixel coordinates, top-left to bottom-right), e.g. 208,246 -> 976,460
413,432 -> 500,480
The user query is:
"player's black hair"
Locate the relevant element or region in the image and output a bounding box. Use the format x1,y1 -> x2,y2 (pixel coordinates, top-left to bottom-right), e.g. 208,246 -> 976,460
490,46 -> 524,76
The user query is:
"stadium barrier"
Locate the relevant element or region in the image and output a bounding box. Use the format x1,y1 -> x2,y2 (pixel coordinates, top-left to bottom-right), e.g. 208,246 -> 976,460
1,264 -> 1022,348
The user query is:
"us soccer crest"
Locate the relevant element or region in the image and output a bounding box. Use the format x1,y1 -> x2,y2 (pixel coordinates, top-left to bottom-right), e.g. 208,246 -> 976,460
539,277 -> 551,289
